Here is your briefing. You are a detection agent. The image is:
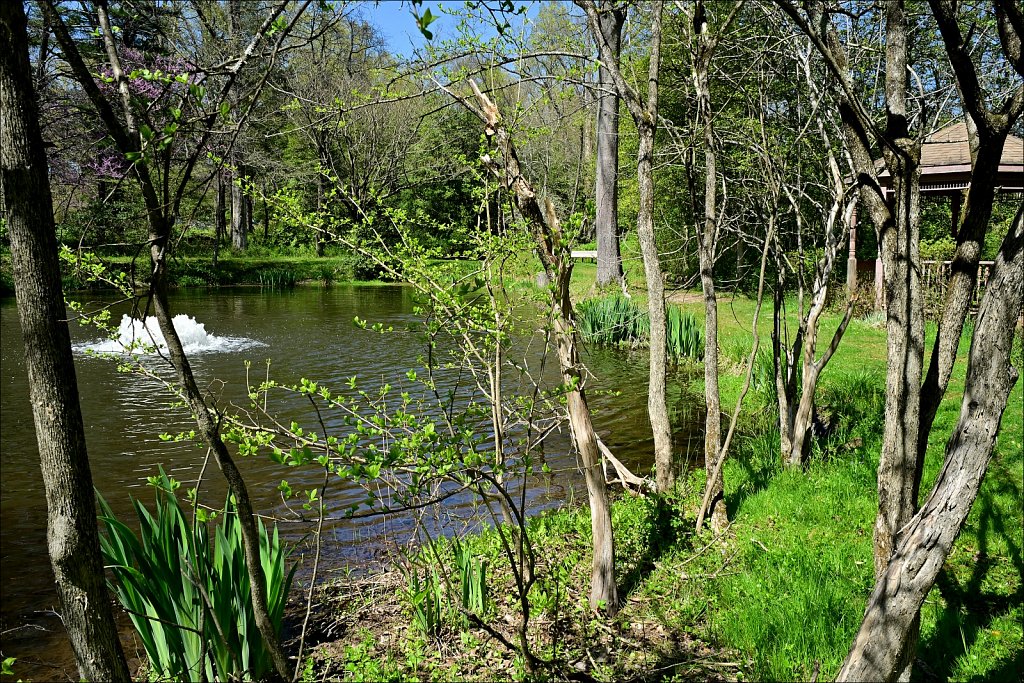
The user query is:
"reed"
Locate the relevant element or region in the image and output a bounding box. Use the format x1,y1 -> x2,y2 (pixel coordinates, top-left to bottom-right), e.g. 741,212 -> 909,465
575,294 -> 703,361
257,267 -> 298,290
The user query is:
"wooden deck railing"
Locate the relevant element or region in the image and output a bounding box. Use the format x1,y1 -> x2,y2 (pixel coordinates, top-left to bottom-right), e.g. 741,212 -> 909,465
921,259 -> 994,314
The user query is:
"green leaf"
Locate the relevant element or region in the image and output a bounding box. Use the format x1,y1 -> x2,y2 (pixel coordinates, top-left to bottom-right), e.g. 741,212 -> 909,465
415,6 -> 436,40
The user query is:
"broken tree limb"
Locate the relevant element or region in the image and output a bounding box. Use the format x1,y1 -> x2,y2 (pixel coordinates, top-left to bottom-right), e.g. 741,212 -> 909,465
596,437 -> 655,494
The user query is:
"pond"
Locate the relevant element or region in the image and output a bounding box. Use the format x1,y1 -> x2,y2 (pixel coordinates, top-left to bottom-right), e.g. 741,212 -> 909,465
0,285 -> 704,679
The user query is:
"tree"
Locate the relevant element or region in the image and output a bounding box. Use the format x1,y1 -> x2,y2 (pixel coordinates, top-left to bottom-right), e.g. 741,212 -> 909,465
593,1 -> 625,287
579,0 -> 675,493
677,0 -> 744,530
767,33 -> 857,468
778,0 -> 1024,677
456,79 -> 621,615
0,3 -> 130,679
41,1 -> 312,677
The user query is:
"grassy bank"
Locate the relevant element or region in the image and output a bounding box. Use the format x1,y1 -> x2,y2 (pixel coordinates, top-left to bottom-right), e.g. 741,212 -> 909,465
294,269 -> 1021,681
0,246 -> 396,296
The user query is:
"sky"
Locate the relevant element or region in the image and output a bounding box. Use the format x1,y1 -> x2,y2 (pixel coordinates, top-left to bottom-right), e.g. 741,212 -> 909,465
362,1 -> 453,57
358,0 -> 542,58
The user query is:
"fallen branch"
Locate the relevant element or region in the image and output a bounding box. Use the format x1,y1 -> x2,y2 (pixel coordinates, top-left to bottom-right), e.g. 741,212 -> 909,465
596,437 -> 654,493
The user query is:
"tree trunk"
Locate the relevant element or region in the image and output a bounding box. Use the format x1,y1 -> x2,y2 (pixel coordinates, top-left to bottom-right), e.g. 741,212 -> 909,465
228,0 -> 247,252
838,201 -> 1023,682
636,120 -> 673,493
0,4 -> 131,679
215,169 -> 227,244
262,182 -> 270,240
594,3 -> 624,288
773,273 -> 801,463
231,168 -> 248,250
917,124 -> 1008,494
693,3 -> 726,531
468,81 -> 619,614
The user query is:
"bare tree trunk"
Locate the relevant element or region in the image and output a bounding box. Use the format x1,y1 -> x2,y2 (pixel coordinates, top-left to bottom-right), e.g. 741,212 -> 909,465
214,169 -> 226,269
594,2 -> 624,288
773,278 -> 801,460
231,168 -> 248,250
874,8 -> 926,677
837,202 -> 1023,683
215,169 -> 227,244
636,115 -> 673,493
0,5 -> 130,679
262,182 -> 270,240
916,132 -> 1001,470
693,1 -> 727,531
916,0 -> 1024,499
467,81 -> 619,614
316,162 -> 327,257
229,0 -> 247,252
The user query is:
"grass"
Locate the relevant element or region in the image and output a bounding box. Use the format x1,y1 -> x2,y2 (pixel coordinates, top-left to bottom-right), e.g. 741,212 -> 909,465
282,259 -> 1023,681
0,245 -> 393,294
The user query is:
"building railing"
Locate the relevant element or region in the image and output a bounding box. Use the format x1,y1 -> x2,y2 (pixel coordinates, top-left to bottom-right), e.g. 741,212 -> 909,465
921,259 -> 995,315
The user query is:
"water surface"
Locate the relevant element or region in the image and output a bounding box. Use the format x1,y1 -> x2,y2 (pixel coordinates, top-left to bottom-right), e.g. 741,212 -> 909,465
0,286 -> 702,679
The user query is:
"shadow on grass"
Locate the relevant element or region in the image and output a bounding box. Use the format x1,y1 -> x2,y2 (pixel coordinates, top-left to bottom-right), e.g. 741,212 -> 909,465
727,429 -> 780,517
616,496 -> 693,600
914,485 -> 1024,682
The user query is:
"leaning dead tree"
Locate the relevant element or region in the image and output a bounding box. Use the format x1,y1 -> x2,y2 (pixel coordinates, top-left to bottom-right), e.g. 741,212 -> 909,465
455,79 -> 622,614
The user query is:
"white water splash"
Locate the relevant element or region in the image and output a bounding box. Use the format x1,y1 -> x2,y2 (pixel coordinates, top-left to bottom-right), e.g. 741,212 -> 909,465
78,314 -> 263,355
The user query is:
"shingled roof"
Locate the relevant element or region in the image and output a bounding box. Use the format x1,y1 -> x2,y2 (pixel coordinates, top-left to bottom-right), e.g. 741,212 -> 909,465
878,120 -> 1024,193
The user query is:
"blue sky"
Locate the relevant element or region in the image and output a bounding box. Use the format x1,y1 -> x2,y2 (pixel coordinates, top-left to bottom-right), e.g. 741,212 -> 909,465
359,1 -> 543,58
360,1 -> 461,57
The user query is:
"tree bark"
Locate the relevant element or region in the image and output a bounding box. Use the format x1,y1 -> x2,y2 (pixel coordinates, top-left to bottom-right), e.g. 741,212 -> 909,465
837,201 -> 1023,683
0,4 -> 131,680
636,9 -> 672,494
693,2 -> 727,531
467,81 -> 619,614
594,2 -> 624,288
